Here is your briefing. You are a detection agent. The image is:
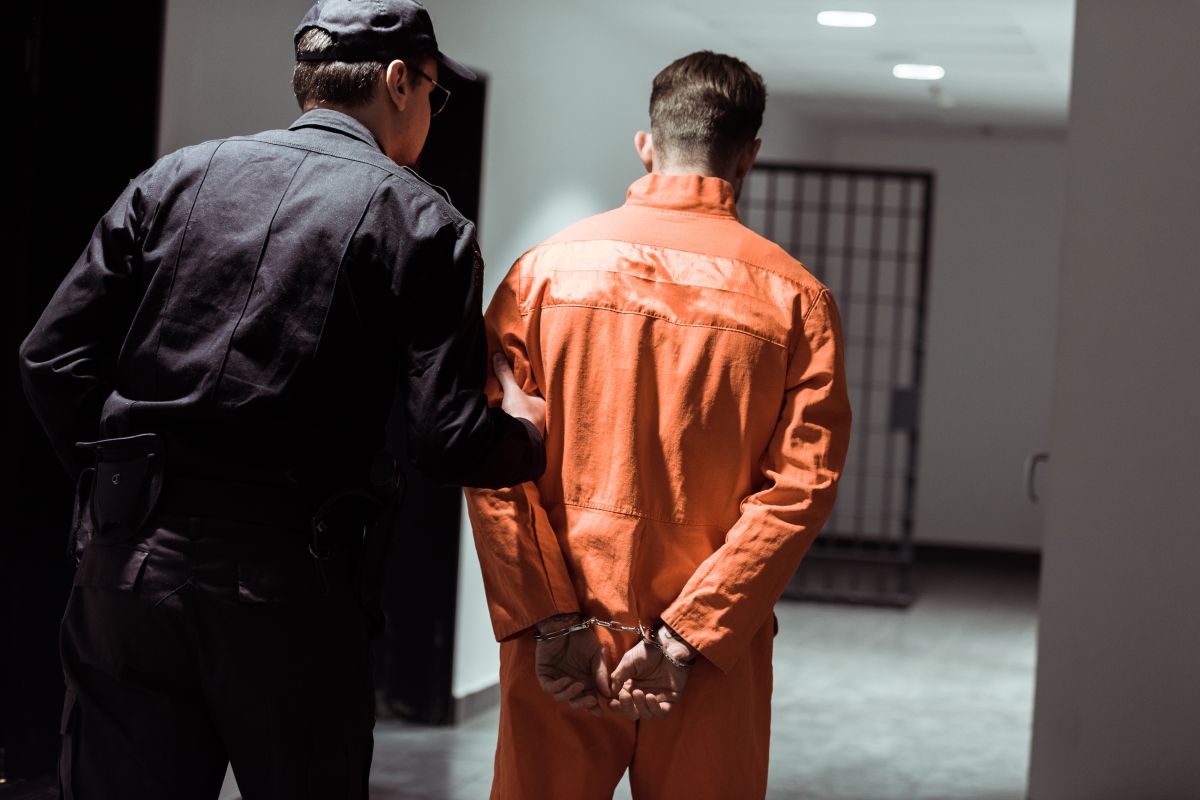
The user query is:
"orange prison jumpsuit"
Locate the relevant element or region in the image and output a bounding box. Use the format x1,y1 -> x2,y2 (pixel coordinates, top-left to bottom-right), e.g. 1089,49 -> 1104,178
465,173 -> 851,800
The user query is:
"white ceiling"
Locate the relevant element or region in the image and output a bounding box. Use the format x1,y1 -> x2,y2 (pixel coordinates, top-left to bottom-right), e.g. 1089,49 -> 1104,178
597,0 -> 1075,129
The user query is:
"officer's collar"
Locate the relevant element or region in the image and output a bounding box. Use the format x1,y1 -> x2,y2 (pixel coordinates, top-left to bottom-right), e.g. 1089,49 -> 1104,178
288,108 -> 383,152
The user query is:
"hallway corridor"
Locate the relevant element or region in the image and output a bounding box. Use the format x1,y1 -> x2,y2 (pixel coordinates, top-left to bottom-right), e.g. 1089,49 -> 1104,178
363,553 -> 1038,800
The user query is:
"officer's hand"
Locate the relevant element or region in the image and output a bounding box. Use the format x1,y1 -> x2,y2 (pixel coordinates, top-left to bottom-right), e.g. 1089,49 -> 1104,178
608,633 -> 693,720
493,353 -> 547,436
534,615 -> 611,717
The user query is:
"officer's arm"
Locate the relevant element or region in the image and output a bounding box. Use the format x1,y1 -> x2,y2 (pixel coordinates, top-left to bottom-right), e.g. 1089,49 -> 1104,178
19,178 -> 148,478
659,290 -> 852,673
465,262 -> 580,641
401,218 -> 546,489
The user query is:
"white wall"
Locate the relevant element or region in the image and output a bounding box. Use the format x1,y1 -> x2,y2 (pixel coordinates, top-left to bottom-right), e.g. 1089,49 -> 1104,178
814,128 -> 1067,551
1028,1 -> 1200,795
158,0 -> 309,157
756,95 -> 835,164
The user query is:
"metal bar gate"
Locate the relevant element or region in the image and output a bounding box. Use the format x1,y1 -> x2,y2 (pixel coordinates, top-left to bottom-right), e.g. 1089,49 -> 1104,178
739,163 -> 934,607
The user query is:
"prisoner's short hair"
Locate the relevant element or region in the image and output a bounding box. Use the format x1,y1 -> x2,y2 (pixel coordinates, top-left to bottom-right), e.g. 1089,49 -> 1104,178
649,51 -> 767,172
292,27 -> 389,109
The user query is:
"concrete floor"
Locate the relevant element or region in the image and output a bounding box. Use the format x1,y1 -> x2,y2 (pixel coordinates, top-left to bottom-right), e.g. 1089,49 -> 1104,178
223,553 -> 1039,800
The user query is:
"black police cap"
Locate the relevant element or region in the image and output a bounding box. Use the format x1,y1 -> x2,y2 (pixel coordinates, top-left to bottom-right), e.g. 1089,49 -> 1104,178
294,0 -> 476,81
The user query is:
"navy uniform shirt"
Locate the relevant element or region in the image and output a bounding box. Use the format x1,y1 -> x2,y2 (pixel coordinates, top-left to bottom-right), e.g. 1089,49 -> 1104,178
19,109 -> 544,493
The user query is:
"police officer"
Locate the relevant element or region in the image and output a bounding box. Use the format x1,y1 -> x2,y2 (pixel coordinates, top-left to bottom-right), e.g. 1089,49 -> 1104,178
17,1 -> 545,797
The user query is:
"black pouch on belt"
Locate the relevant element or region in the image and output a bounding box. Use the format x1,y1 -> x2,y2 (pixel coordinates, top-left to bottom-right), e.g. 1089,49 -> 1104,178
74,433 -> 166,545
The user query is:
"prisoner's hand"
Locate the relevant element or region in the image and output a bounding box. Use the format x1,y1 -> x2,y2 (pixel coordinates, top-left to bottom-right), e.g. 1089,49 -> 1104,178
493,353 -> 547,436
608,637 -> 691,720
534,615 -> 611,717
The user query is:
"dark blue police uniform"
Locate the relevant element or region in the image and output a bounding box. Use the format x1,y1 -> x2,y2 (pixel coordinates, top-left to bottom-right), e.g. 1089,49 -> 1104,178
18,108 -> 544,799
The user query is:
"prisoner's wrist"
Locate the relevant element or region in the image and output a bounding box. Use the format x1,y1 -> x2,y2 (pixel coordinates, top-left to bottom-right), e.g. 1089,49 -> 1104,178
655,624 -> 698,665
536,612 -> 583,635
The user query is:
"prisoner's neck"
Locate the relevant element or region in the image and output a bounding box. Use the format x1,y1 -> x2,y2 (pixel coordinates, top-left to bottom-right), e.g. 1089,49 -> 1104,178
652,160 -> 736,184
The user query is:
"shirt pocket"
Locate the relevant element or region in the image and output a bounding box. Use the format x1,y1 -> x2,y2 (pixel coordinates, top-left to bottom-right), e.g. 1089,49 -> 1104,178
73,540 -> 151,591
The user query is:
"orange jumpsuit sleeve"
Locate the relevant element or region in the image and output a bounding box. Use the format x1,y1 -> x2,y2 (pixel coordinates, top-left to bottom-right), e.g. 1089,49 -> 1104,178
464,263 -> 580,642
661,289 -> 852,674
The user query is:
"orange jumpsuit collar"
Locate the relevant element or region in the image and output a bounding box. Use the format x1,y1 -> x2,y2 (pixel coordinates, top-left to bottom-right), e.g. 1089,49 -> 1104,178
625,173 -> 740,220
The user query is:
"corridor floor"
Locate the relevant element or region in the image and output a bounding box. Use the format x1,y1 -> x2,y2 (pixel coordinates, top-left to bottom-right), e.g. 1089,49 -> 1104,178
225,552 -> 1040,799
370,553 -> 1038,800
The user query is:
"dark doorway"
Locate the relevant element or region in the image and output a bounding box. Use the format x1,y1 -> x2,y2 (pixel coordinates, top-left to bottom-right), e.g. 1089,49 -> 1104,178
374,71 -> 489,725
4,0 -> 166,784
739,164 -> 934,607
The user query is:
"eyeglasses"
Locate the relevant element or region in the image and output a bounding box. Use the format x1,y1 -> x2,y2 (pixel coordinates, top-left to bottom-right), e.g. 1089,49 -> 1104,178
410,65 -> 451,117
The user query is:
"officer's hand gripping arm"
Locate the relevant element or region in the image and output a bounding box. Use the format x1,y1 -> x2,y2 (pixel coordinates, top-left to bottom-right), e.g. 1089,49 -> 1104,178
465,261 -> 579,642
400,220 -> 545,489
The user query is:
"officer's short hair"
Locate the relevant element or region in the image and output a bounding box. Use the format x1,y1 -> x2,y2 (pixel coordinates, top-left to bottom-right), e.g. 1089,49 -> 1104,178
292,27 -> 389,109
649,51 -> 767,172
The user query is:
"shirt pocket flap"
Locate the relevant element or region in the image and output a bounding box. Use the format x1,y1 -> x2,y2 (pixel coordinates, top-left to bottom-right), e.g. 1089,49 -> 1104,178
74,542 -> 151,590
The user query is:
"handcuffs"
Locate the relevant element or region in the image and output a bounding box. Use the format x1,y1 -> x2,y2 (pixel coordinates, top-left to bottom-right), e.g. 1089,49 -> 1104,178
533,617 -> 696,669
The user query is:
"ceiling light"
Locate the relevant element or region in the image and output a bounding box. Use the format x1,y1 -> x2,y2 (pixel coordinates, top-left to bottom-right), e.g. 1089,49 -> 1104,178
817,11 -> 877,28
893,64 -> 945,80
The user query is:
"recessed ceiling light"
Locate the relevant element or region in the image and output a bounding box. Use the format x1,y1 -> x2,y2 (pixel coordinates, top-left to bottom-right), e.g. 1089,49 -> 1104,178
893,64 -> 945,80
817,11 -> 877,28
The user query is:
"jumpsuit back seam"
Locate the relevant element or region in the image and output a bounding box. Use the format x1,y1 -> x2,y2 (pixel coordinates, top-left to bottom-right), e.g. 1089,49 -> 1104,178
522,236 -> 826,295
531,303 -> 786,348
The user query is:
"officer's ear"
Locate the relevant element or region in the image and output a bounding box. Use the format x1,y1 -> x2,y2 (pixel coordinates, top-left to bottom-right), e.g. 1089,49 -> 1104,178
384,60 -> 410,112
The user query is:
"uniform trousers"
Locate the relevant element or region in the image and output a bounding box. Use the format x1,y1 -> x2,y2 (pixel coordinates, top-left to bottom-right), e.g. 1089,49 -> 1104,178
490,621 -> 775,800
57,515 -> 374,800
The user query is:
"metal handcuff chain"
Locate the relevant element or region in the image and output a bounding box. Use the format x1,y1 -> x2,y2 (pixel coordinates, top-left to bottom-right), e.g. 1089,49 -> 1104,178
533,617 -> 694,670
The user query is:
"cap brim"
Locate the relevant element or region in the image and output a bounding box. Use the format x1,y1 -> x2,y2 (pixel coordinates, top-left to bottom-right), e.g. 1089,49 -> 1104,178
435,50 -> 476,82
